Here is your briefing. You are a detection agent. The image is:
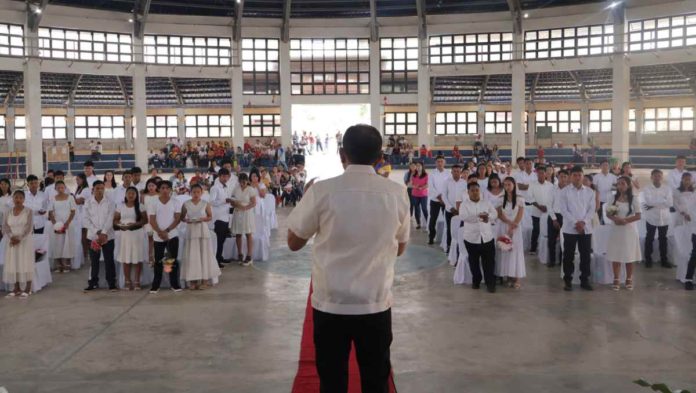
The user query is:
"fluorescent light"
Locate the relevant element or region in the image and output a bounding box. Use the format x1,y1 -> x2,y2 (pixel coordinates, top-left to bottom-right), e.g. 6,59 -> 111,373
608,1 -> 621,8
128,18 -> 134,23
34,7 -> 42,14
523,13 -> 529,18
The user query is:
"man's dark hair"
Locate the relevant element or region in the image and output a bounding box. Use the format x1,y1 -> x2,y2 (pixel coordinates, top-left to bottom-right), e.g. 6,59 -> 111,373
570,165 -> 584,174
467,173 -> 479,182
55,170 -> 65,177
131,166 -> 142,174
92,180 -> 104,187
525,158 -> 533,163
452,164 -> 462,170
218,168 -> 231,176
122,170 -> 132,176
26,175 -> 38,182
651,169 -> 663,176
676,155 -> 687,161
558,169 -> 569,176
536,165 -> 546,172
158,180 -> 173,190
599,159 -> 609,165
84,161 -> 94,168
46,169 -> 55,175
435,155 -> 445,161
516,156 -> 525,163
467,182 -> 480,190
342,124 -> 383,165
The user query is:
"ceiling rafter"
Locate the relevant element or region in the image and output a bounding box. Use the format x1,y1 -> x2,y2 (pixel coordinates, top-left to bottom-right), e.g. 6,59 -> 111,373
568,70 -> 589,100
529,73 -> 540,102
478,75 -> 489,104
169,77 -> 184,106
369,0 -> 378,42
233,0 -> 245,42
669,64 -> 696,95
416,0 -> 427,41
116,76 -> 130,107
133,0 -> 153,40
281,0 -> 292,43
27,0 -> 50,32
66,73 -> 83,106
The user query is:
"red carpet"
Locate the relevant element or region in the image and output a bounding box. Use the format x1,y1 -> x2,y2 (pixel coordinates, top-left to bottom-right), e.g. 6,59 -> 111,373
291,283 -> 397,393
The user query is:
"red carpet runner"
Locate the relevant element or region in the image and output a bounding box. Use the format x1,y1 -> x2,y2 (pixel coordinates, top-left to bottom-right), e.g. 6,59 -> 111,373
291,283 -> 397,393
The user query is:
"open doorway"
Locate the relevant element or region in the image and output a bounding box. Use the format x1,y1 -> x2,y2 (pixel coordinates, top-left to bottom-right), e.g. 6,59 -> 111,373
291,103 -> 370,180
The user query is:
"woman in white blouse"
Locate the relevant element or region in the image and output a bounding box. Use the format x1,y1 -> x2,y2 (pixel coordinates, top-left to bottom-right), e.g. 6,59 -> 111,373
606,176 -> 642,291
674,172 -> 694,226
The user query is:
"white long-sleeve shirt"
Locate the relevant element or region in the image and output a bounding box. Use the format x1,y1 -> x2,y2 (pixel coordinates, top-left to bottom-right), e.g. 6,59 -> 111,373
443,177 -> 467,211
527,180 -> 555,217
209,181 -> 233,223
24,189 -> 48,230
593,172 -> 617,204
642,183 -> 673,227
559,184 -> 596,235
667,168 -> 690,191
427,168 -> 450,203
84,195 -> 115,241
550,184 -> 565,219
458,198 -> 498,244
513,170 -> 536,199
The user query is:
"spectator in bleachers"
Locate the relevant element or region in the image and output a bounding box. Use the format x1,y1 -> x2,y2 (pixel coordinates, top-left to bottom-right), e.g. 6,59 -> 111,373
452,145 -> 462,163
491,144 -> 500,161
67,141 -> 75,162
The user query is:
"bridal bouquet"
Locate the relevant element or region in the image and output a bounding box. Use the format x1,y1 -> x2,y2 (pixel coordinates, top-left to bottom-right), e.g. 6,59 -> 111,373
161,251 -> 176,273
606,204 -> 619,217
496,235 -> 513,252
90,239 -> 102,252
53,221 -> 66,234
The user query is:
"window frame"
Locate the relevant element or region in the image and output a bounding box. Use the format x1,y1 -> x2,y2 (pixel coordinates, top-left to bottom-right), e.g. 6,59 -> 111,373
384,112 -> 418,135
41,115 -> 68,139
38,27 -> 132,63
0,23 -> 24,57
588,109 -> 612,133
628,14 -> 696,52
74,115 -> 126,139
243,114 -> 281,137
242,38 -> 280,95
524,24 -> 613,60
147,115 -> 178,139
184,115 -> 232,138
429,32 -> 513,65
535,110 -> 581,133
144,34 -> 232,66
380,37 -> 419,94
643,106 -> 694,133
434,111 -> 477,135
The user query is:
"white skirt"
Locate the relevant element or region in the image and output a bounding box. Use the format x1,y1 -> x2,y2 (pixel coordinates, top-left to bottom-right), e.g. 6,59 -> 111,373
182,225 -> 221,281
3,236 -> 35,284
606,223 -> 642,264
496,222 -> 526,278
117,228 -> 147,264
231,209 -> 255,235
49,227 -> 75,259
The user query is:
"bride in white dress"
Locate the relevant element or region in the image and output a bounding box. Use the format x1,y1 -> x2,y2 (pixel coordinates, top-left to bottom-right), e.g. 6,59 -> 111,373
606,176 -> 642,291
3,191 -> 35,298
48,181 -> 77,273
114,187 -> 149,290
496,176 -> 526,289
181,184 -> 220,290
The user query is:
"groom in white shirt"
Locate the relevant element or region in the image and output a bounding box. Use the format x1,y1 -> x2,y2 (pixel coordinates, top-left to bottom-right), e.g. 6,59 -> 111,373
643,169 -> 673,268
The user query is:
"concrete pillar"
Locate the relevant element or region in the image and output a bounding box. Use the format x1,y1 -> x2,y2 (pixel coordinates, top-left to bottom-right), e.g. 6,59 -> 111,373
580,101 -> 590,145
417,37 -> 431,148
611,5 -> 630,162
635,100 -> 644,145
176,107 -> 186,144
279,40 -> 292,147
6,106 -> 15,153
124,106 -> 133,148
66,106 -> 75,142
24,57 -> 43,176
369,40 -> 382,133
477,105 -> 485,143
511,62 -> 526,160
132,65 -> 148,170
232,66 -> 244,149
527,107 -> 536,146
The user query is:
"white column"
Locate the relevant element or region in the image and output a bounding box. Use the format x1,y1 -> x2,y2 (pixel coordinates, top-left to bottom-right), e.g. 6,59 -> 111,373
580,101 -> 590,145
611,5 -> 630,162
232,66 -> 244,149
66,106 -> 75,142
477,105 -> 486,143
6,106 -> 15,152
176,107 -> 186,144
132,65 -> 148,170
24,57 -> 43,176
417,38 -> 431,148
369,40 -> 382,133
279,40 -> 292,147
527,106 -> 536,146
124,106 -> 133,148
635,100 -> 644,145
511,62 -> 526,160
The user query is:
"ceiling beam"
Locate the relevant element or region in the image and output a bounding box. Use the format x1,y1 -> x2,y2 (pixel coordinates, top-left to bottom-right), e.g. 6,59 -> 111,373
478,75 -> 489,104
416,0 -> 427,41
133,0 -> 152,40
3,74 -> 23,109
568,71 -> 590,100
66,73 -> 83,106
506,0 -> 522,35
369,0 -> 378,42
116,76 -> 130,107
281,0 -> 291,42
669,64 -> 696,95
27,0 -> 49,32
170,77 -> 184,106
233,0 -> 245,42
530,73 -> 540,102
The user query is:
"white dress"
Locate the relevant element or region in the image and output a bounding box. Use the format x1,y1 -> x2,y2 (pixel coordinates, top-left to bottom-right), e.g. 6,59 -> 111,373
673,190 -> 694,226
2,207 -> 35,284
496,197 -> 526,278
231,186 -> 258,235
116,204 -> 147,264
143,194 -> 159,235
181,200 -> 220,281
48,196 -> 77,259
606,198 -> 643,263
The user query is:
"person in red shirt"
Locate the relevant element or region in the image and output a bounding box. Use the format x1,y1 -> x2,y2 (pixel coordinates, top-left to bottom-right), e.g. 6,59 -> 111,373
243,141 -> 252,153
419,144 -> 428,159
537,145 -> 545,163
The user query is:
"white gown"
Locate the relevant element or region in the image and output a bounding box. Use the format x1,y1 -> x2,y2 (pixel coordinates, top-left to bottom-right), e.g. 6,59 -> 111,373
48,196 -> 77,259
116,204 -> 147,264
605,198 -> 643,263
496,197 -> 526,278
231,186 -> 258,235
3,207 -> 35,285
181,200 -> 220,282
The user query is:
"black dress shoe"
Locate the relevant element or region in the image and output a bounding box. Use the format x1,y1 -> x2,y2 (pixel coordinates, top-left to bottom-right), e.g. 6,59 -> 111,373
580,282 -> 594,291
427,240 -> 434,245
644,260 -> 653,268
486,286 -> 496,293
563,282 -> 573,291
83,284 -> 98,291
547,263 -> 555,268
218,263 -> 225,269
660,262 -> 673,269
685,281 -> 694,291
109,285 -> 118,292
472,283 -> 481,289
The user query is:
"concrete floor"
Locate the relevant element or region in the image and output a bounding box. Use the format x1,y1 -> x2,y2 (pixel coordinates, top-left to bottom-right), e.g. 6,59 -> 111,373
2,154 -> 694,392
1,205 -> 695,393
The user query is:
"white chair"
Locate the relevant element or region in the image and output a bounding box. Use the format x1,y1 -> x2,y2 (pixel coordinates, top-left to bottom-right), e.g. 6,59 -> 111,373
672,224 -> 693,283
434,209 -> 446,244
263,194 -> 278,230
591,222 -> 626,284
537,213 -> 550,265
447,216 -> 463,266
522,208 -> 534,253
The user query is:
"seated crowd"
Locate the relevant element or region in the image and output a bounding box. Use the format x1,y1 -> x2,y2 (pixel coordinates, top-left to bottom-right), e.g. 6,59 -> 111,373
0,159 -> 296,297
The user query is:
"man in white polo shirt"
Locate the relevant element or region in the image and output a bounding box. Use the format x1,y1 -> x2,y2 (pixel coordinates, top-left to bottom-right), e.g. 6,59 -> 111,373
668,155 -> 690,191
287,124 -> 409,393
593,160 -> 617,224
443,164 -> 467,253
528,165 -> 554,255
427,155 -> 450,245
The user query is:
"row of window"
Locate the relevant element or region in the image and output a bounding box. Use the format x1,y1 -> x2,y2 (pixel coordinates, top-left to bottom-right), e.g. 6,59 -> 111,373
429,33 -> 513,65
0,24 -> 23,57
38,27 -> 133,63
143,35 -> 232,66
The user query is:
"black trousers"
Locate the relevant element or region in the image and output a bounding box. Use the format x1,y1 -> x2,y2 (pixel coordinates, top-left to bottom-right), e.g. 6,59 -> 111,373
445,210 -> 455,250
562,233 -> 592,284
464,240 -> 496,288
89,239 -> 116,287
407,188 -> 414,217
214,220 -> 230,263
313,308 -> 393,393
547,214 -> 563,266
645,223 -> 669,263
152,237 -> 181,290
428,201 -> 444,242
686,234 -> 696,280
530,216 -> 540,252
